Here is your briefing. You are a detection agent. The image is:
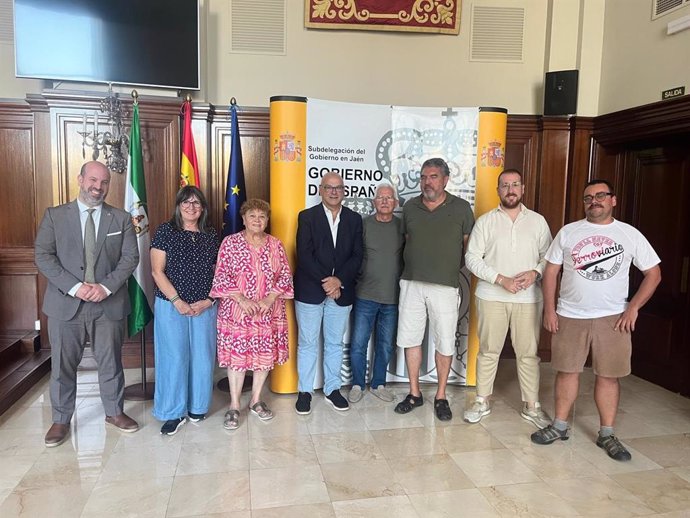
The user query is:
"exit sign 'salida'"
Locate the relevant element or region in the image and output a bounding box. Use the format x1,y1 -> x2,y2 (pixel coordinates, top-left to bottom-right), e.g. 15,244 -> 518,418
662,86 -> 685,100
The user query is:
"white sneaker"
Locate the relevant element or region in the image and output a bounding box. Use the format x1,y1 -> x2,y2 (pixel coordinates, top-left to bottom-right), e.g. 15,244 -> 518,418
348,385 -> 364,403
463,398 -> 491,423
370,386 -> 394,402
521,402 -> 552,429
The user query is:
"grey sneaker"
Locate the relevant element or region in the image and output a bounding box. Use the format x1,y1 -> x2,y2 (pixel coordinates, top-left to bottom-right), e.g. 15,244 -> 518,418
596,434 -> 632,461
521,402 -> 552,429
370,386 -> 394,402
348,385 -> 364,403
463,398 -> 491,423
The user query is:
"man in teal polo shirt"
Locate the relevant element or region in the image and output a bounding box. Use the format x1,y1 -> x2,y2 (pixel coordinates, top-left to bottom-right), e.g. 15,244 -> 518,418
394,157 -> 474,421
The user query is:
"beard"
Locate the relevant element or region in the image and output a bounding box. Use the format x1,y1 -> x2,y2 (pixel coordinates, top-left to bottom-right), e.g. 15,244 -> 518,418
423,187 -> 443,202
81,188 -> 105,206
500,194 -> 521,209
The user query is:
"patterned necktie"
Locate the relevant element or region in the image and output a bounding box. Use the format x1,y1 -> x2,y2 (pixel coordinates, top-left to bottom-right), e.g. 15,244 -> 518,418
84,208 -> 96,283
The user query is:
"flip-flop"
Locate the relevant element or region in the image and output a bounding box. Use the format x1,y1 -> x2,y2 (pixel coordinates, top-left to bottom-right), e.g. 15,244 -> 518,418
223,409 -> 240,430
250,401 -> 274,421
394,393 -> 424,414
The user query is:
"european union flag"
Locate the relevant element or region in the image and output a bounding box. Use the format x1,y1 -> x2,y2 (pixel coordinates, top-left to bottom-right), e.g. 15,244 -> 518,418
223,103 -> 247,237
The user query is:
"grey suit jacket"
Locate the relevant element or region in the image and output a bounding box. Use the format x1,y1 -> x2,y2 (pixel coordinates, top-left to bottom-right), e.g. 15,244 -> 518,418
35,200 -> 140,321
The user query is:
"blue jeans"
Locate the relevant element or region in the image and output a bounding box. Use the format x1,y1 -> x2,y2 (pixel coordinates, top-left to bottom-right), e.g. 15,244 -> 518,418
350,297 -> 398,389
295,298 -> 352,395
152,297 -> 217,421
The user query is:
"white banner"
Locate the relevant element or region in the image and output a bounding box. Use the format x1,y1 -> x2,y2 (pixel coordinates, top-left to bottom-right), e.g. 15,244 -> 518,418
305,99 -> 479,387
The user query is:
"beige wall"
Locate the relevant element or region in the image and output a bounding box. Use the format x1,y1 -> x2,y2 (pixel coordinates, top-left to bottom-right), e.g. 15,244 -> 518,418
207,0 -> 550,113
1,0 -> 553,114
0,42 -> 44,100
1,0 -> 686,116
599,0 -> 690,114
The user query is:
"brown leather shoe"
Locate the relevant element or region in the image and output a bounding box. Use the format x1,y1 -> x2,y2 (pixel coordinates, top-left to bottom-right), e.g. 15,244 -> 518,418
105,413 -> 139,433
45,423 -> 70,447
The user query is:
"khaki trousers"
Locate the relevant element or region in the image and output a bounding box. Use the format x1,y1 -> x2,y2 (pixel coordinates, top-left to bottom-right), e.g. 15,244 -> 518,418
476,299 -> 543,402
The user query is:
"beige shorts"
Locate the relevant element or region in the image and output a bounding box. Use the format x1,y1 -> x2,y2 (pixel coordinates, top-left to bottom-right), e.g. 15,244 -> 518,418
396,280 -> 460,357
551,314 -> 631,378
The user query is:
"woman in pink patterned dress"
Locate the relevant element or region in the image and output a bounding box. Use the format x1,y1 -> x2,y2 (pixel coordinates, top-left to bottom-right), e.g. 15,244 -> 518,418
210,199 -> 294,430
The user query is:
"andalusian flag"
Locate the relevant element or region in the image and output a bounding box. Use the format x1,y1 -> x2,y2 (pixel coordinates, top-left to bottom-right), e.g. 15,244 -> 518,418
125,102 -> 154,337
180,100 -> 200,187
223,104 -> 247,237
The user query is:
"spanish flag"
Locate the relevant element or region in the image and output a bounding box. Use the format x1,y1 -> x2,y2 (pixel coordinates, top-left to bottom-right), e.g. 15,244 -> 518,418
180,100 -> 200,187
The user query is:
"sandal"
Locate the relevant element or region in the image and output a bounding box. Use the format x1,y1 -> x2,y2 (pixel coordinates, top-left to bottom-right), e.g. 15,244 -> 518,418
223,409 -> 240,430
530,424 -> 569,445
250,401 -> 274,421
394,393 -> 424,414
434,398 -> 453,421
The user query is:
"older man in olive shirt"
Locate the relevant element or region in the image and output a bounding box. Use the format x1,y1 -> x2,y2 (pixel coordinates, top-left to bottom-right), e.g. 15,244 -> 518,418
348,183 -> 404,404
394,158 -> 474,421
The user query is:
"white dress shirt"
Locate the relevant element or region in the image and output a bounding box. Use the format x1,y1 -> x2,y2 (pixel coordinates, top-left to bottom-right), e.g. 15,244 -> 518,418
465,204 -> 552,303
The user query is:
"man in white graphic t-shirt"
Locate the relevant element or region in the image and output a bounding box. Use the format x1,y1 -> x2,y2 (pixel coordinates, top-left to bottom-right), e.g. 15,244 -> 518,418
530,179 -> 661,461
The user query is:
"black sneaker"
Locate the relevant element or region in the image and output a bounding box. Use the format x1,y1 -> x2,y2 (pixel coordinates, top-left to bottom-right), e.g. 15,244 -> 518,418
596,434 -> 632,461
160,417 -> 186,436
325,390 -> 350,412
295,392 -> 312,415
188,412 -> 206,422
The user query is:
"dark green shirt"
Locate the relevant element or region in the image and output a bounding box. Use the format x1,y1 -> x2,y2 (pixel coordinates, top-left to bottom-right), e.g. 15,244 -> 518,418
401,192 -> 474,288
356,215 -> 404,304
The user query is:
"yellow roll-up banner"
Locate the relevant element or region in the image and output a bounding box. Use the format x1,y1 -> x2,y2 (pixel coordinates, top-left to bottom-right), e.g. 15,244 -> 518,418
466,107 -> 508,386
269,96 -> 307,394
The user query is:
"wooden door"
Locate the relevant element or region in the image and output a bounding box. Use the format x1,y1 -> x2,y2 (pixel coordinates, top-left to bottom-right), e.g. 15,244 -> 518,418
621,144 -> 690,394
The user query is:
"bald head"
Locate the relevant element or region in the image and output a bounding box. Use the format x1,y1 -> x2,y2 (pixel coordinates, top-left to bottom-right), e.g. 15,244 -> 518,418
77,161 -> 111,207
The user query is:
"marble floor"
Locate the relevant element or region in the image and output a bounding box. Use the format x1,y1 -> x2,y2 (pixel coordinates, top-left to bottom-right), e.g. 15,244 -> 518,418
2,361 -> 690,517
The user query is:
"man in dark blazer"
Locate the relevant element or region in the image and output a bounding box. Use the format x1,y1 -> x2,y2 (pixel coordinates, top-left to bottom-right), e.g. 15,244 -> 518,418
294,171 -> 363,415
35,161 -> 140,447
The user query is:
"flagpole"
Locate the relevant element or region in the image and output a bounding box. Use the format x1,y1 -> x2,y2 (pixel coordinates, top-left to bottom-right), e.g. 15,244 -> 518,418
124,328 -> 154,400
216,97 -> 252,394
123,89 -> 155,401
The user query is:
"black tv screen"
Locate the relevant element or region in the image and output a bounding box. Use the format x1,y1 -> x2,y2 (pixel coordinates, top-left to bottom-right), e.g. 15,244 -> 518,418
14,0 -> 200,90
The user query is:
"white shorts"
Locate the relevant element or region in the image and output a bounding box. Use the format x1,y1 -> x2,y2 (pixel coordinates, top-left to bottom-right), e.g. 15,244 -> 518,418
396,280 -> 460,356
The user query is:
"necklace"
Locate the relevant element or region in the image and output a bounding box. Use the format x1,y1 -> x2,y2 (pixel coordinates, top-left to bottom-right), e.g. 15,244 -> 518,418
185,229 -> 198,242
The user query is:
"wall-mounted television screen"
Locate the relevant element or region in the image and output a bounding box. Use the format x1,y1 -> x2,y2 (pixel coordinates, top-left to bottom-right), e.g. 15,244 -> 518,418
14,0 -> 200,90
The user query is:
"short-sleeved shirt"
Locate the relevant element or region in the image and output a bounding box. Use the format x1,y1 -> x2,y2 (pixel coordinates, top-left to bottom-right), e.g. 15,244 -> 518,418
356,215 -> 405,304
401,192 -> 474,288
150,221 -> 220,303
545,218 -> 660,319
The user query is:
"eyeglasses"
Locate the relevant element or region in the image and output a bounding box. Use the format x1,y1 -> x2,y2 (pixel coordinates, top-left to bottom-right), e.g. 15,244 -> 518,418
322,185 -> 344,192
375,196 -> 394,202
583,192 -> 613,204
181,200 -> 201,208
498,181 -> 522,190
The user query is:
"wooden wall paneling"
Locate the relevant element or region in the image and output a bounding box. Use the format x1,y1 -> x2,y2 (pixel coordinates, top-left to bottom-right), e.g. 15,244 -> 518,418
594,95 -> 690,146
209,107 -> 270,234
189,103 -> 214,201
536,118 -> 572,237
135,99 -> 184,237
0,102 -> 40,336
0,105 -> 36,248
564,118 -> 594,224
0,248 -> 38,329
505,115 -> 541,207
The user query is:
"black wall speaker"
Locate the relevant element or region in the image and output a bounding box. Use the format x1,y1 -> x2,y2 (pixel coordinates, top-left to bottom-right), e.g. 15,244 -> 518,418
544,69 -> 579,116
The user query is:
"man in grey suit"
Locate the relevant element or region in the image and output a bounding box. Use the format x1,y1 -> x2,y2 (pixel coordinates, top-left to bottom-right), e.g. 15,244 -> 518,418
35,161 -> 140,447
